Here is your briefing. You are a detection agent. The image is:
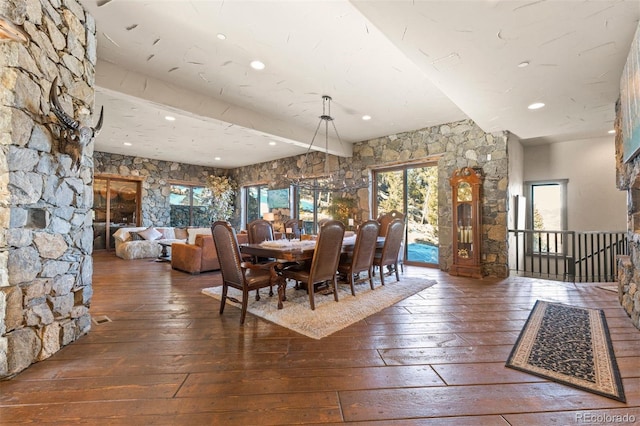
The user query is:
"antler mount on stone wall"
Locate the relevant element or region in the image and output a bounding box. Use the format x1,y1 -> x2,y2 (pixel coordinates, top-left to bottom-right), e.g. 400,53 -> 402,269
48,77 -> 104,171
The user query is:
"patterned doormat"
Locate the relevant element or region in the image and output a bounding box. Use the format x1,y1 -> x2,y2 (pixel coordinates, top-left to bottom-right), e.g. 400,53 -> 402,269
506,300 -> 625,402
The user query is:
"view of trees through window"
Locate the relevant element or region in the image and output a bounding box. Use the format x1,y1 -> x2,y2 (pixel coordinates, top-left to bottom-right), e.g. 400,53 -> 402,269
245,185 -> 269,225
297,180 -> 333,234
375,164 -> 439,265
529,182 -> 566,253
170,184 -> 209,227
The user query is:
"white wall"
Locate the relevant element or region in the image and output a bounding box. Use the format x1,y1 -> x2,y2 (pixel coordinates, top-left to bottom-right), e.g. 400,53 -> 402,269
523,136 -> 626,231
508,134 -> 525,229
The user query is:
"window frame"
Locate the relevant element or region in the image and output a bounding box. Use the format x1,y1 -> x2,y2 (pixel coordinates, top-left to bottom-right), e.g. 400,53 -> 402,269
524,179 -> 568,255
243,184 -> 269,228
169,182 -> 208,227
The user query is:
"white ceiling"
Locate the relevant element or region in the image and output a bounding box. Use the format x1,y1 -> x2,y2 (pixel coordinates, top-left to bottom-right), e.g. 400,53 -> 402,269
79,0 -> 640,169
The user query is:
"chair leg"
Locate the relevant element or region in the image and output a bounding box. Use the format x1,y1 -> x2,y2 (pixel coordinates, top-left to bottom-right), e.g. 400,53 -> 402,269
380,267 -> 386,286
240,288 -> 249,324
332,278 -> 339,302
309,283 -> 315,310
255,289 -> 261,301
394,262 -> 400,281
367,268 -> 374,290
219,285 -> 228,314
349,273 -> 356,296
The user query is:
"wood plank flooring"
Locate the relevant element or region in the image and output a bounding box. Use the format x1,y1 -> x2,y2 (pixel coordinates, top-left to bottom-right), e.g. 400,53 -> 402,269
1,251 -> 639,424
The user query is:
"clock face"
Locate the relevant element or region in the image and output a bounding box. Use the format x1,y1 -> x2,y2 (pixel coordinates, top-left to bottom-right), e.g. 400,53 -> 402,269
457,182 -> 472,202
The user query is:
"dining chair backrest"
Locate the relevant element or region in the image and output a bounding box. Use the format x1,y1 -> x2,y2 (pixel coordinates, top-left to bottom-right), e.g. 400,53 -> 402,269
309,219 -> 345,283
378,218 -> 405,266
377,210 -> 405,237
350,220 -> 380,272
317,217 -> 331,234
284,218 -> 301,238
247,219 -> 274,244
212,221 -> 243,286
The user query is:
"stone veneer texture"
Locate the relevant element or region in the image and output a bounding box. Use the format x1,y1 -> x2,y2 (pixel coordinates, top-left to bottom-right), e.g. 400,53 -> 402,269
0,0 -> 98,377
93,152 -> 225,227
615,23 -> 640,330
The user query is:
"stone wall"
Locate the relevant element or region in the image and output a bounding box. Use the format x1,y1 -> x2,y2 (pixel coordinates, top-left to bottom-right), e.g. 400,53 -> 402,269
94,152 -> 225,227
0,0 -> 97,378
614,22 -> 640,330
231,119 -> 510,277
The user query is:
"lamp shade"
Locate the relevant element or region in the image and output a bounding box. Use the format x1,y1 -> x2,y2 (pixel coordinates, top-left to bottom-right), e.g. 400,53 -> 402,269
263,212 -> 275,221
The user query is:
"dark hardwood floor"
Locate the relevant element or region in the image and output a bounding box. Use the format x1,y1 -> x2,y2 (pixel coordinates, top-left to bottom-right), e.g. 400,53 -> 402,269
1,251 -> 639,424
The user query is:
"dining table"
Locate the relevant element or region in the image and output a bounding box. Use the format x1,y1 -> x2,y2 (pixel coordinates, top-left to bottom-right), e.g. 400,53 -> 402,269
239,235 -> 384,309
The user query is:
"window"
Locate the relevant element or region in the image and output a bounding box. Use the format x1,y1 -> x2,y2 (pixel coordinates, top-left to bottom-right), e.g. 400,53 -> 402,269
245,184 -> 269,225
526,180 -> 568,253
295,179 -> 333,234
170,184 -> 209,227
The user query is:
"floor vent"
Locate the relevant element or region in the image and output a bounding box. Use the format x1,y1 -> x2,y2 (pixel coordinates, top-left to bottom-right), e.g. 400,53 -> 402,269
92,315 -> 112,325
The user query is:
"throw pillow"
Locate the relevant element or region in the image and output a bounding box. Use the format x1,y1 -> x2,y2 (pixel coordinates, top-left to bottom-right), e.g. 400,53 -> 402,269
138,226 -> 163,241
129,232 -> 144,241
174,227 -> 188,240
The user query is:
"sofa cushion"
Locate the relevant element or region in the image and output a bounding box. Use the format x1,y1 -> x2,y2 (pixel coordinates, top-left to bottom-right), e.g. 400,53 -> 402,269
129,232 -> 144,241
174,227 -> 188,240
138,226 -> 163,241
113,227 -> 147,242
187,227 -> 212,244
156,227 -> 176,240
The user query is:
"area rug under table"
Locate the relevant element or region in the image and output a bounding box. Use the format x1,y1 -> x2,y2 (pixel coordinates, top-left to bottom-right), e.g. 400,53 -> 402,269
506,300 -> 625,402
202,275 -> 436,339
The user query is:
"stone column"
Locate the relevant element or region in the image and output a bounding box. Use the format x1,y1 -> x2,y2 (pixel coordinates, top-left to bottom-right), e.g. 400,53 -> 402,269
0,0 -> 97,378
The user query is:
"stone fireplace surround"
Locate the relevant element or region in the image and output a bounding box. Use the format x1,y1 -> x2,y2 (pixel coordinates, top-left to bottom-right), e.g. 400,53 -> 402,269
615,22 -> 640,332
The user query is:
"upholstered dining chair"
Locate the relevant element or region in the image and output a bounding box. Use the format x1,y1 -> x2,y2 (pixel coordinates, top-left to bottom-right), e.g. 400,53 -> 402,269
211,221 -> 276,325
283,218 -> 301,239
376,210 -> 405,272
247,217 -> 275,258
247,219 -> 275,244
376,210 -> 404,237
337,220 -> 380,295
373,218 -> 405,286
281,219 -> 345,310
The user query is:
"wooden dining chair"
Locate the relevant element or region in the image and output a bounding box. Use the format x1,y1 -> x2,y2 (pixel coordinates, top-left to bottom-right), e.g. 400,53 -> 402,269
376,210 -> 404,237
373,218 -> 405,285
246,218 -> 276,295
283,218 -> 301,239
247,219 -> 275,244
377,210 -> 405,272
211,221 -> 276,324
281,219 -> 345,310
337,220 -> 380,295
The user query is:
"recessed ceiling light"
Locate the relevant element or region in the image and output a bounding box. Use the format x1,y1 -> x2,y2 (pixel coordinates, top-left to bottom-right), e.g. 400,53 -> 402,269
214,157 -> 221,161
250,60 -> 265,70
608,130 -> 616,134
165,116 -> 176,121
269,141 -> 277,146
517,61 -> 530,68
217,33 -> 226,40
123,142 -> 132,146
362,115 -> 372,121
527,102 -> 545,110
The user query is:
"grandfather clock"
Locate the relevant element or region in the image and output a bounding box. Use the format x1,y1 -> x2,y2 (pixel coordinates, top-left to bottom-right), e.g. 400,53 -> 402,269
450,167 -> 483,278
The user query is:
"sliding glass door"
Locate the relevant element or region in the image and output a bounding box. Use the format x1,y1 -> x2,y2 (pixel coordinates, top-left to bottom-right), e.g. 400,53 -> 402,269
374,163 -> 439,266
